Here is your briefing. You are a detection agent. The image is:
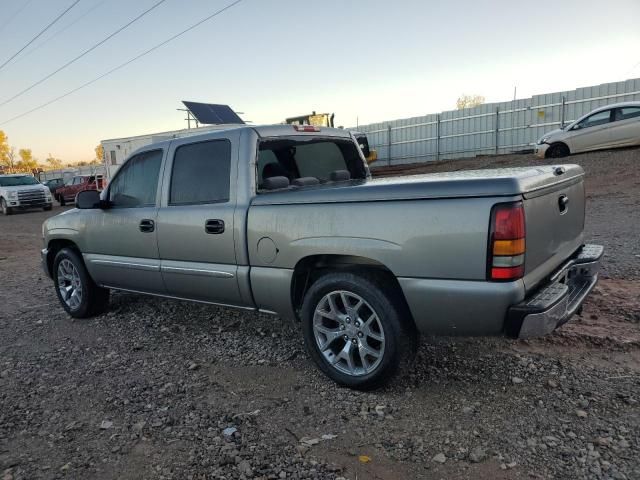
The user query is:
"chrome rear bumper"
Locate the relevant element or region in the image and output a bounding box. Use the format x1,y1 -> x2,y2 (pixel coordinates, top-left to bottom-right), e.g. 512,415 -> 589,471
506,244 -> 603,338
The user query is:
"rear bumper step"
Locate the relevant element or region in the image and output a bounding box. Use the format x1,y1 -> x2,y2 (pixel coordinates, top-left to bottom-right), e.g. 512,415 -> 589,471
506,244 -> 604,338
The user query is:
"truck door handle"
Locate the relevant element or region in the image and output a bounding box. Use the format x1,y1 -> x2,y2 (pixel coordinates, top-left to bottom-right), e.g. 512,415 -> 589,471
205,219 -> 225,234
139,219 -> 155,233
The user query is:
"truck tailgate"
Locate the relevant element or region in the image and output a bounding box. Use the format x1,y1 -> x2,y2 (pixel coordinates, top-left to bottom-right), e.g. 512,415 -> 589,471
522,169 -> 585,292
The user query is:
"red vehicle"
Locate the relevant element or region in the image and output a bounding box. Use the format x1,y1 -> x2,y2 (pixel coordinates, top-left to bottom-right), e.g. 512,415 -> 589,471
55,175 -> 105,206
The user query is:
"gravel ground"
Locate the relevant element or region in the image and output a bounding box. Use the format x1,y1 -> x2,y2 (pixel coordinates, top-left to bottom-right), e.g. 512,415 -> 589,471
1,147 -> 639,480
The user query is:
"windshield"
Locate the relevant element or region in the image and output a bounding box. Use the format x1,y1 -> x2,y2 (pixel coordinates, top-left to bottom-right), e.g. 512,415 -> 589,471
257,137 -> 366,189
0,175 -> 39,187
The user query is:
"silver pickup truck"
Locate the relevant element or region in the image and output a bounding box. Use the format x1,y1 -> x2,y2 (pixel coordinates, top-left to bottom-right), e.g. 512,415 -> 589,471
41,125 -> 603,389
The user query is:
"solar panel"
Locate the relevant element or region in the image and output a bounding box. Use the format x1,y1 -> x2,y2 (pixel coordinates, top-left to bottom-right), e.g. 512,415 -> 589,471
182,101 -> 245,125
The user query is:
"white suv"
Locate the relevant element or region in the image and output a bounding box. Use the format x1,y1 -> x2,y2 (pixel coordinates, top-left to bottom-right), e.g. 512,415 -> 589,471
0,174 -> 53,215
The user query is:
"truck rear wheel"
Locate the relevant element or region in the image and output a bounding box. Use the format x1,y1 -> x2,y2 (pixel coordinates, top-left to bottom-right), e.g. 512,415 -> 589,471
53,248 -> 109,318
301,271 -> 416,390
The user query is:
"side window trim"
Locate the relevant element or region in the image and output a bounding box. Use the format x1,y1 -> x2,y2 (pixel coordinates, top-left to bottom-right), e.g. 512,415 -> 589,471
107,148 -> 164,209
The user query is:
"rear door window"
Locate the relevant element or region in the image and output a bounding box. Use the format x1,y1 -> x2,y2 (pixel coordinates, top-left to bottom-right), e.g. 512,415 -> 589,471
615,106 -> 640,121
169,140 -> 231,205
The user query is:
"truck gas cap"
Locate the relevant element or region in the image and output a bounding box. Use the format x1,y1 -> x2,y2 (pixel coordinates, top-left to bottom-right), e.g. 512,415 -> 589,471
257,237 -> 279,264
554,166 -> 566,176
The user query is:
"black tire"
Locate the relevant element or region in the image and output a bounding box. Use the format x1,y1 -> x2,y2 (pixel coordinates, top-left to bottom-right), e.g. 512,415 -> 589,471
58,195 -> 66,206
53,248 -> 109,318
1,198 -> 13,215
44,205 -> 52,211
546,142 -> 570,158
301,271 -> 417,390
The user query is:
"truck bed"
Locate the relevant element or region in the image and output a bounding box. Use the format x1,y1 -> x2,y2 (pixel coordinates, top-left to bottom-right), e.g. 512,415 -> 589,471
251,163 -> 586,296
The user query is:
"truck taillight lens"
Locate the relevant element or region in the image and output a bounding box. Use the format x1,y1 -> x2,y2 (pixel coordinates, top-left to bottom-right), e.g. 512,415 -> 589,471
488,202 -> 525,281
293,125 -> 320,132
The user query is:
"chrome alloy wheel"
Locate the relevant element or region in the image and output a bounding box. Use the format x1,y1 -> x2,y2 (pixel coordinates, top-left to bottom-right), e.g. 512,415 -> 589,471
312,290 -> 385,376
57,259 -> 83,310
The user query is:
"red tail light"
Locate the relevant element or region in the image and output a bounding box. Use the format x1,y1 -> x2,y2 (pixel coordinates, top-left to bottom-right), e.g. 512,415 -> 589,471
293,125 -> 320,132
488,202 -> 525,281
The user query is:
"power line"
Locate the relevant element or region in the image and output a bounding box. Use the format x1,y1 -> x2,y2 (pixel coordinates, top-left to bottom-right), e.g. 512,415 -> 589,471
0,0 -> 245,126
0,0 -> 81,72
6,0 -> 109,68
0,0 -> 168,107
0,0 -> 34,35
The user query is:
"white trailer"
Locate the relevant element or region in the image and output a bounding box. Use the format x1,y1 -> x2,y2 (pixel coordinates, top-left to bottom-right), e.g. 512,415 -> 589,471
101,125 -> 242,179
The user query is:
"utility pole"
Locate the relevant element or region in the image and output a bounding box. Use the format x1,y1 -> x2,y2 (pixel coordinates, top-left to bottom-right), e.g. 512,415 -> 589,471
177,108 -> 198,129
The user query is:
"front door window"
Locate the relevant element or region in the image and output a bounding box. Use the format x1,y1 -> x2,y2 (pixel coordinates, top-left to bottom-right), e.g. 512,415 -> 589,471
108,150 -> 163,208
577,110 -> 611,129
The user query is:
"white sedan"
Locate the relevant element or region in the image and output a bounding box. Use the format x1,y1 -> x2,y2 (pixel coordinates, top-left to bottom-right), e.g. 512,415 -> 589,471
535,101 -> 640,158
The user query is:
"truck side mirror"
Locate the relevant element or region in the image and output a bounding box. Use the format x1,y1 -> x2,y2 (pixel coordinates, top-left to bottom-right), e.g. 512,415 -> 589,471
76,190 -> 101,209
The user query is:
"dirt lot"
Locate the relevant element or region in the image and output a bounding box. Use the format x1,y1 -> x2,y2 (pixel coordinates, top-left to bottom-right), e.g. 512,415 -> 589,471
1,147 -> 639,480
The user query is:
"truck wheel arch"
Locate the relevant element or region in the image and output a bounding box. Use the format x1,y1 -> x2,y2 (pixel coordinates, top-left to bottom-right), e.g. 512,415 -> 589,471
290,254 -> 416,331
46,239 -> 82,277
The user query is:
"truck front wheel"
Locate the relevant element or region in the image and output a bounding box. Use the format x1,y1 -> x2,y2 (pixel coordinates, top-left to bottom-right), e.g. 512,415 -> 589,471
1,198 -> 12,215
301,271 -> 416,390
53,248 -> 109,318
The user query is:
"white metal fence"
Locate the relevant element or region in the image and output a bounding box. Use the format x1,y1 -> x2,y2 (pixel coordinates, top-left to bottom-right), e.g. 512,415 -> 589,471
38,165 -> 106,183
352,78 -> 640,165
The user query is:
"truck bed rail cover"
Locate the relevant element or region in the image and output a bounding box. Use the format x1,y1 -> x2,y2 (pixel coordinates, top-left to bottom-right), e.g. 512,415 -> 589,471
252,165 -> 584,206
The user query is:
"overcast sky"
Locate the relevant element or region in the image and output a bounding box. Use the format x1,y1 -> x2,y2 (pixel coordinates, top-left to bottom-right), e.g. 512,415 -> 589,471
1,0 -> 639,163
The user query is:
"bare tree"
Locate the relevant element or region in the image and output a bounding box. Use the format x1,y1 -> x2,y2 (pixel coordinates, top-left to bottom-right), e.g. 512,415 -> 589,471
7,147 -> 17,173
456,94 -> 485,110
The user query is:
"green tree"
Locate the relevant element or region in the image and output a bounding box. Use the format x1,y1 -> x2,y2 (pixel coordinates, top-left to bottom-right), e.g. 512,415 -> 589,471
45,154 -> 63,170
456,94 -> 485,110
95,144 -> 104,163
17,148 -> 39,173
0,130 -> 10,172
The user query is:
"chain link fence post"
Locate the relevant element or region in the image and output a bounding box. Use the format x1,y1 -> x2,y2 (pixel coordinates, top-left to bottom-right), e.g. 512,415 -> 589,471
387,124 -> 392,166
436,114 -> 440,162
495,107 -> 500,155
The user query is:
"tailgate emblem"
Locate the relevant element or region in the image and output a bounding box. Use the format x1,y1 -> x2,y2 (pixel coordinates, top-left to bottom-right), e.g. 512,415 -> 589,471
558,195 -> 569,214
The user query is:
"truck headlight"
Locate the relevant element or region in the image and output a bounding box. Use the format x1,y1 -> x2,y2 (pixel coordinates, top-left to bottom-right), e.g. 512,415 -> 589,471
7,191 -> 17,199
538,136 -> 550,145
